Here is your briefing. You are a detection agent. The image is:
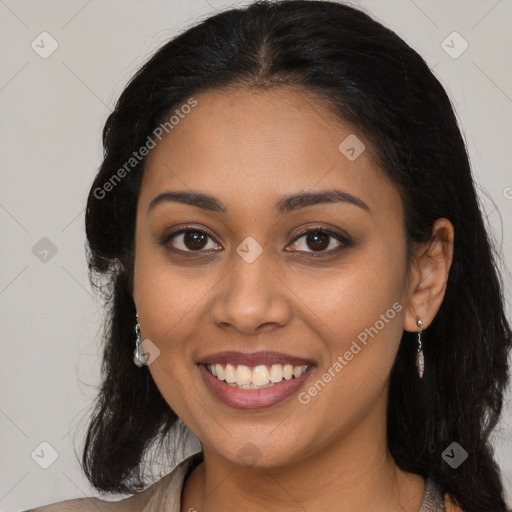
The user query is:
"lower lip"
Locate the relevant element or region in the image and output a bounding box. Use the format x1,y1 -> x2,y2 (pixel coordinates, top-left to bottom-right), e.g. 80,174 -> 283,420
198,364 -> 314,410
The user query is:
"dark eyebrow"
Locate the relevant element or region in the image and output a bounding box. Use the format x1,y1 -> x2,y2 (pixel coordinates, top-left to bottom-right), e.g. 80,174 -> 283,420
275,189 -> 370,216
147,189 -> 370,216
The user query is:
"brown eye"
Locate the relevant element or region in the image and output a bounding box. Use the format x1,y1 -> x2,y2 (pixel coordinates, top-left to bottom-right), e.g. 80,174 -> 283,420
164,229 -> 221,253
160,226 -> 350,257
182,231 -> 208,250
288,228 -> 350,255
304,231 -> 330,251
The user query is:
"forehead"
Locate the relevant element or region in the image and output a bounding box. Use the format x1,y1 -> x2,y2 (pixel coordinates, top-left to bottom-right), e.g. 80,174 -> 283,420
139,86 -> 399,220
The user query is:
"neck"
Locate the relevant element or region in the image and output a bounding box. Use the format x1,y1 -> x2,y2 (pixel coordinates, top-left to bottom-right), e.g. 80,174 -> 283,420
181,401 -> 425,512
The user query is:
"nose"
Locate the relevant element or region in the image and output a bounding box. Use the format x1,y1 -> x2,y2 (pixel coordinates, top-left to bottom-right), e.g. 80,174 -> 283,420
211,248 -> 293,335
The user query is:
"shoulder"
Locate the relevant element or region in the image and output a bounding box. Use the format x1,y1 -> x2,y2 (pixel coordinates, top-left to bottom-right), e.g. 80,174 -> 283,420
23,477 -> 170,512
23,474 -> 171,512
25,452 -> 204,512
23,496 -> 122,511
23,493 -> 148,512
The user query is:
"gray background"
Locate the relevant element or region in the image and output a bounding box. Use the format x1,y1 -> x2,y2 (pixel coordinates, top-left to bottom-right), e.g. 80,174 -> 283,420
1,0 -> 511,511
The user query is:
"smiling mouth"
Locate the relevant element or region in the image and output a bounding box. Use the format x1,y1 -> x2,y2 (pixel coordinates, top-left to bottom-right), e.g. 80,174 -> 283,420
205,363 -> 311,389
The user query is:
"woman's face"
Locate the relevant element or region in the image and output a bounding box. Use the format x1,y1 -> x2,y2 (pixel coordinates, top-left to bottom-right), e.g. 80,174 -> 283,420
133,86 -> 412,468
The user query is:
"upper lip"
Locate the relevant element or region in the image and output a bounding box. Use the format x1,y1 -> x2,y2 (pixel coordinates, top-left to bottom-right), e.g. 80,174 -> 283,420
196,350 -> 316,367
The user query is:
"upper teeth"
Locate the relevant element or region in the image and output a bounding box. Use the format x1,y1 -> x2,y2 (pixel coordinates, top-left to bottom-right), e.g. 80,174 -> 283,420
208,363 -> 309,388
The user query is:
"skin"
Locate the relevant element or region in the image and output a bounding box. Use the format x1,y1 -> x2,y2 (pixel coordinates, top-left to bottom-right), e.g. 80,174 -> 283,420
132,86 -> 454,512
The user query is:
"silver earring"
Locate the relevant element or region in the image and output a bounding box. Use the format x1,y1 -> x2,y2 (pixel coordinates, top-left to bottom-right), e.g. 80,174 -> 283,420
416,317 -> 424,379
133,313 -> 147,367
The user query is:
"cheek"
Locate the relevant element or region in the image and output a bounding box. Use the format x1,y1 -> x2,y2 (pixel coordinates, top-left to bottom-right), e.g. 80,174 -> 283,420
299,247 -> 405,337
299,240 -> 407,384
134,258 -> 203,419
293,260 -> 406,429
132,243 -> 203,409
133,232 -> 211,337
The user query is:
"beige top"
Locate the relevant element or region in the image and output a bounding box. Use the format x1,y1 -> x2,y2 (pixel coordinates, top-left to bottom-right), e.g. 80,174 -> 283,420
26,453 -> 202,512
26,452 -> 461,512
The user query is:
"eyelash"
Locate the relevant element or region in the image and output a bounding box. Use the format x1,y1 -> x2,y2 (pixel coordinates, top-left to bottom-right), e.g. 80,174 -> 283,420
159,225 -> 352,258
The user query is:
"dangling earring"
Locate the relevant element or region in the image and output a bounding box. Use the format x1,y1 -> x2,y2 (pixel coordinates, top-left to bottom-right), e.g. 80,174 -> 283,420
416,317 -> 424,379
133,312 -> 147,367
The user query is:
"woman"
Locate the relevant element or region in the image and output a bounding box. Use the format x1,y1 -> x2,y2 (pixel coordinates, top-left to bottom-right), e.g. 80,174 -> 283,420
28,0 -> 511,511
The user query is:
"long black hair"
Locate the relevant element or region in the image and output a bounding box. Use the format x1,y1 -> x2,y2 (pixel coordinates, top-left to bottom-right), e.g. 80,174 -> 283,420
82,1 -> 512,510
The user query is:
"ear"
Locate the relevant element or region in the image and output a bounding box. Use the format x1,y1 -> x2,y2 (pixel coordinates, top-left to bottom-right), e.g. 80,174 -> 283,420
403,218 -> 455,333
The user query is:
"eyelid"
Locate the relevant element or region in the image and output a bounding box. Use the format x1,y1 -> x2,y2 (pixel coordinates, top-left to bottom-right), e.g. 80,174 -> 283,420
290,225 -> 351,244
286,227 -> 351,256
160,224 -> 222,252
